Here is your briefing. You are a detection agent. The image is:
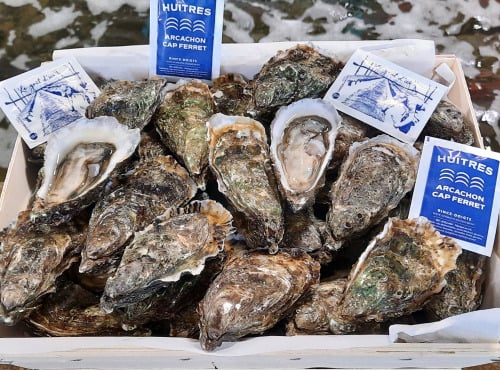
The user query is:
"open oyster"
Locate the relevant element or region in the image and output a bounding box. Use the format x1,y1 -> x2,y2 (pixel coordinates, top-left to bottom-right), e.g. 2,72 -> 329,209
100,200 -> 233,312
339,217 -> 462,322
270,98 -> 341,211
198,249 -> 320,351
154,80 -> 216,189
80,154 -> 197,276
30,116 -> 140,225
248,44 -> 343,121
207,113 -> 284,253
86,78 -> 167,130
326,135 -> 420,248
0,217 -> 87,325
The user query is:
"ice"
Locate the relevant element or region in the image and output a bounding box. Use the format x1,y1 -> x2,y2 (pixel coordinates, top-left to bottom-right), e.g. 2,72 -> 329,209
28,6 -> 82,38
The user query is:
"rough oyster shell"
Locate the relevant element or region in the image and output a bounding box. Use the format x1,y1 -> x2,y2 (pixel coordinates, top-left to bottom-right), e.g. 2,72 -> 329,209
85,78 -> 167,130
207,113 -> 284,253
0,217 -> 87,325
211,73 -> 253,116
270,98 -> 341,211
154,80 -> 216,189
339,217 -> 462,322
326,134 -> 420,247
248,44 -> 343,121
80,154 -> 197,275
198,250 -> 320,351
100,200 -> 233,313
30,116 -> 140,225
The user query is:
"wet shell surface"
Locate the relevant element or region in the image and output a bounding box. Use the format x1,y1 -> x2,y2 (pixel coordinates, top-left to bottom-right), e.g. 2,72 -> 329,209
207,113 -> 285,253
339,217 -> 462,322
270,98 -> 341,211
198,250 -> 320,351
100,200 -> 233,313
30,116 -> 140,225
326,134 -> 420,247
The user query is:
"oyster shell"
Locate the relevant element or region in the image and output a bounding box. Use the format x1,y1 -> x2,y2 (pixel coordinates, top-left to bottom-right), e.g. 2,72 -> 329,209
211,73 -> 253,116
0,217 -> 87,325
80,154 -> 197,275
326,134 -> 420,247
248,44 -> 343,121
154,80 -> 216,189
424,250 -> 487,320
26,281 -> 150,336
198,250 -> 320,351
86,78 -> 167,130
339,217 -> 462,322
30,116 -> 140,225
207,113 -> 284,253
100,200 -> 233,312
270,98 -> 341,211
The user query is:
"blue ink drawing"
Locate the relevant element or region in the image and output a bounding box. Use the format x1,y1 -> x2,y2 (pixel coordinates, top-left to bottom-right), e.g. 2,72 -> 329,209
336,57 -> 438,134
2,62 -> 96,139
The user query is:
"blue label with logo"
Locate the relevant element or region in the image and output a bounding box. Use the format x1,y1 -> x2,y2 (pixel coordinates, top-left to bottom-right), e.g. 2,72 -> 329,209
155,0 -> 218,79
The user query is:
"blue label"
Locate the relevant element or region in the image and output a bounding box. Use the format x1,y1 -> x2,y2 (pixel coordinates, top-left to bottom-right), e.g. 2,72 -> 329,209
420,145 -> 499,248
156,0 -> 216,79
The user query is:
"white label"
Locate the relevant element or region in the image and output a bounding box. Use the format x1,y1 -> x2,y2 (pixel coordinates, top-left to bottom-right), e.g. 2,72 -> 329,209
324,49 -> 448,144
0,57 -> 100,149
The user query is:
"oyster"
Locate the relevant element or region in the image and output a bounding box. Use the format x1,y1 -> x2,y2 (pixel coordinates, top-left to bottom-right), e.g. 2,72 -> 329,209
339,217 -> 462,322
211,73 -> 253,116
26,281 -> 150,336
207,113 -> 284,253
198,250 -> 320,351
326,135 -> 420,247
270,98 -> 341,211
100,200 -> 233,312
80,154 -> 197,275
330,113 -> 370,169
154,80 -> 216,189
248,44 -> 343,121
419,100 -> 474,145
0,217 -> 87,325
30,116 -> 140,225
424,250 -> 487,320
85,78 -> 167,130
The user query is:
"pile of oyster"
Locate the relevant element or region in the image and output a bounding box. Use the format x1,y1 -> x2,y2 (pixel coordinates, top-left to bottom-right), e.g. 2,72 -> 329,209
0,44 -> 485,350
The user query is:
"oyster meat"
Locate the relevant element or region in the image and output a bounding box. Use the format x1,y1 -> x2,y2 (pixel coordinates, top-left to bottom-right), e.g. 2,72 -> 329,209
86,78 -> 167,130
326,134 -> 420,248
270,98 -> 341,211
207,113 -> 284,253
100,200 -> 233,312
248,44 -> 343,121
0,217 -> 87,325
339,217 -> 462,322
198,250 -> 320,351
154,80 -> 216,189
80,154 -> 197,275
30,116 -> 140,225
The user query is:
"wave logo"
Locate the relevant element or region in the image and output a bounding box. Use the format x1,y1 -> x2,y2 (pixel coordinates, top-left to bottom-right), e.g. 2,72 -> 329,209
165,17 -> 206,33
439,168 -> 485,191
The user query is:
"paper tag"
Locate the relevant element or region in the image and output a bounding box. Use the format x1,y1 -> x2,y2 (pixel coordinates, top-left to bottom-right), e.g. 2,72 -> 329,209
408,136 -> 500,256
0,57 -> 100,149
323,49 -> 448,144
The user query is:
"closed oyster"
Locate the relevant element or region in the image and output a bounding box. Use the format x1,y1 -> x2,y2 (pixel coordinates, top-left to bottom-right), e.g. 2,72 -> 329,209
248,44 -> 343,121
86,78 -> 167,130
198,250 -> 320,351
80,154 -> 197,275
339,217 -> 462,322
207,113 -> 284,253
26,281 -> 150,337
424,250 -> 487,320
270,98 -> 341,211
30,116 -> 140,225
100,200 -> 233,312
211,73 -> 253,116
330,113 -> 370,169
0,218 -> 87,325
154,80 -> 216,189
326,135 -> 419,248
